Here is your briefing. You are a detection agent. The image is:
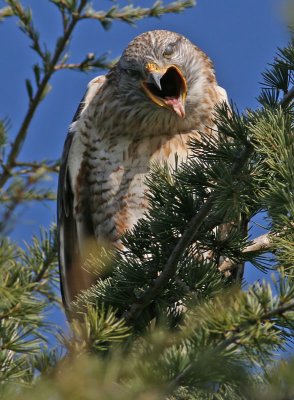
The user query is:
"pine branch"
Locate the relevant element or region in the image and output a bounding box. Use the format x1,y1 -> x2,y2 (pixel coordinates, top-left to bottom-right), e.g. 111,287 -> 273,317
124,143 -> 253,324
62,305 -> 130,354
168,292 -> 294,393
219,85 -> 294,274
0,0 -> 88,189
261,299 -> 294,320
80,1 -> 195,29
0,227 -> 59,387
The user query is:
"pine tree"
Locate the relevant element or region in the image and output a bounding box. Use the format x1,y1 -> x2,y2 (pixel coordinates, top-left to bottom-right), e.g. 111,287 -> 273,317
1,1 -> 294,399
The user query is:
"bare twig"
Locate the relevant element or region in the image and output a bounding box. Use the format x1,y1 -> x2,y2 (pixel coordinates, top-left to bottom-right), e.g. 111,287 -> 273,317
219,233 -> 273,273
54,50 -> 115,71
54,60 -> 113,71
12,160 -> 60,174
54,62 -> 91,71
280,86 -> 294,107
0,193 -> 56,202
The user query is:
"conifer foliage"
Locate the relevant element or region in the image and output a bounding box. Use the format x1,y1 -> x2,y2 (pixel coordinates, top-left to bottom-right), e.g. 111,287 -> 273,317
0,1 -> 294,399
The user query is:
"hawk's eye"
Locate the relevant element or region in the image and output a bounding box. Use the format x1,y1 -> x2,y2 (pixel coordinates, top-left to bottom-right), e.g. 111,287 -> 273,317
125,69 -> 141,79
163,44 -> 174,58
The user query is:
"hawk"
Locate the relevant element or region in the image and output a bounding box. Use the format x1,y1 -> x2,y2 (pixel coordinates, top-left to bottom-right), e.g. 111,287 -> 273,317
58,30 -> 229,314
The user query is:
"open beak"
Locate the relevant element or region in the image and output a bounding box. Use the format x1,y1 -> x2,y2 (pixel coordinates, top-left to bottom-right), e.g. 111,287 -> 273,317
142,64 -> 187,119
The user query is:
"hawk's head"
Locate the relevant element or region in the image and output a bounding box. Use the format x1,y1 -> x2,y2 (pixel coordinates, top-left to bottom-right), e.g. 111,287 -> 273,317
113,30 -> 216,124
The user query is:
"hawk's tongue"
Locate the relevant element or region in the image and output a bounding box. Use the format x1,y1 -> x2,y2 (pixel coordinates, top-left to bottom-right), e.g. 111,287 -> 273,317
164,97 -> 185,119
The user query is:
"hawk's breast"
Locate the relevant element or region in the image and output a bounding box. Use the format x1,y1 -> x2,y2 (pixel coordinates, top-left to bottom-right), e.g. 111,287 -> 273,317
80,131 -> 196,247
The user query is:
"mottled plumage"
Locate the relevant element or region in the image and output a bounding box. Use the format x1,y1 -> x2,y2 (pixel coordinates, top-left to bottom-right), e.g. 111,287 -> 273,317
58,30 -> 228,312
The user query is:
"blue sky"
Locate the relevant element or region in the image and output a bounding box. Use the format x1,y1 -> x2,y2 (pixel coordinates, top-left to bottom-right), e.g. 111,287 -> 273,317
0,1 -> 290,292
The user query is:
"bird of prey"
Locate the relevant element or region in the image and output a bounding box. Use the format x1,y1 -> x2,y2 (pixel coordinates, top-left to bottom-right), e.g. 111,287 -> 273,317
58,30 -> 228,313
